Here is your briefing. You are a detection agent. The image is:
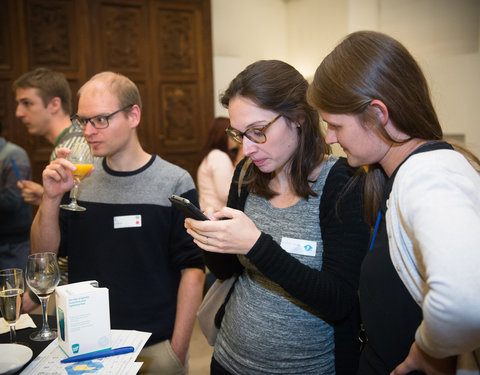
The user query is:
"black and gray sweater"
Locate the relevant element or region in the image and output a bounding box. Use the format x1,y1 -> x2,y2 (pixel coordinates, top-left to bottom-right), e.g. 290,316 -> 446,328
204,156 -> 370,374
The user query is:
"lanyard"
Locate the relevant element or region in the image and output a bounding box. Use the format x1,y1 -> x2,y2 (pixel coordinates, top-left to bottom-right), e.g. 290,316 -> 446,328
369,210 -> 382,251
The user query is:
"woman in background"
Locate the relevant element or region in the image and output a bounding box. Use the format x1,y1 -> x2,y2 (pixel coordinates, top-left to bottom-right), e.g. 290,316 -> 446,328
307,30 -> 480,375
186,60 -> 370,374
196,117 -> 243,211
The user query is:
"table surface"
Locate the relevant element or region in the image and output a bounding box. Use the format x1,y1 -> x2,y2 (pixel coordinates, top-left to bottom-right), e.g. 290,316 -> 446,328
0,314 -> 57,374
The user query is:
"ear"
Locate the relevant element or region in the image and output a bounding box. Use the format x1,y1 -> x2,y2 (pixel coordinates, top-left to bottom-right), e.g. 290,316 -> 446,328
369,99 -> 389,126
128,104 -> 141,129
47,97 -> 62,114
293,116 -> 304,128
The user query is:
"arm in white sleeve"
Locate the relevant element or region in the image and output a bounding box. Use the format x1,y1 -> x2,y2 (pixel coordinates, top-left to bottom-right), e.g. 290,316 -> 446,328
391,150 -> 480,358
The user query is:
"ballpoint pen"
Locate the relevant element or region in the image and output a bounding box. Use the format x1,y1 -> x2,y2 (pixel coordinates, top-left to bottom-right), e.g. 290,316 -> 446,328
10,157 -> 23,182
60,346 -> 135,363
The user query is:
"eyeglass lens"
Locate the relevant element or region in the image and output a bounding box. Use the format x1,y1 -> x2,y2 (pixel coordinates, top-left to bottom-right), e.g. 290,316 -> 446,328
225,114 -> 281,144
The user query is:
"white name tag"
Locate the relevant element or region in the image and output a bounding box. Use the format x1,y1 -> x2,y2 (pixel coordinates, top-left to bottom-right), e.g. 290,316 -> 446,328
113,215 -> 142,229
280,237 -> 317,257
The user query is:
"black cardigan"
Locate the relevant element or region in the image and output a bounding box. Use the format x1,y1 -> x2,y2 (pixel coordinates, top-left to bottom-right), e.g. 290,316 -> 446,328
204,157 -> 370,375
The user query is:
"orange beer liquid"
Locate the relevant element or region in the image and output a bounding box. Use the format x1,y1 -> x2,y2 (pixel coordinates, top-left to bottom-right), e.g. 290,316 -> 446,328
72,163 -> 93,181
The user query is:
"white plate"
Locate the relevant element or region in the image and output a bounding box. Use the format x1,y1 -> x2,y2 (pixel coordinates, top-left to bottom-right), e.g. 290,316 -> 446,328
0,344 -> 33,374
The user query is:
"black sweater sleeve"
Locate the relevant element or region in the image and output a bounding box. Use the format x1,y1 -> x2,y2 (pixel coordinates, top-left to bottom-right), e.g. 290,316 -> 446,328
202,159 -> 247,279
245,158 -> 370,322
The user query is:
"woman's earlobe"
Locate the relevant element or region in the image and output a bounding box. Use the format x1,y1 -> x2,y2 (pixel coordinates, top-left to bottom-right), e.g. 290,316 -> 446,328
295,115 -> 305,128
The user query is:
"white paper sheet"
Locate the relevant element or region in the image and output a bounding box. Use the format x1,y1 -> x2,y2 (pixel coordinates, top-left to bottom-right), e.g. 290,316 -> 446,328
20,329 -> 151,375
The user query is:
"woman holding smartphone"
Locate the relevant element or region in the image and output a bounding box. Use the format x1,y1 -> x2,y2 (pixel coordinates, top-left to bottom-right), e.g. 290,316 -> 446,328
185,60 -> 370,375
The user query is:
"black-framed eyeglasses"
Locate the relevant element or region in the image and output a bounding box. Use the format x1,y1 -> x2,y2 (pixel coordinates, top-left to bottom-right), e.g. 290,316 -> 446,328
225,114 -> 282,144
71,104 -> 134,130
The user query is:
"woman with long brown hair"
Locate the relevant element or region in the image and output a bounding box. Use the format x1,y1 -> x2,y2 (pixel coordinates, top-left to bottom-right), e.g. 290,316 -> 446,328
308,30 -> 480,375
185,60 -> 369,374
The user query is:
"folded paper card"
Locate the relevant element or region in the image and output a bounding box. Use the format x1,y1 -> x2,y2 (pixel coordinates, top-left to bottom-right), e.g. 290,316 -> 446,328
0,314 -> 36,334
56,280 -> 111,357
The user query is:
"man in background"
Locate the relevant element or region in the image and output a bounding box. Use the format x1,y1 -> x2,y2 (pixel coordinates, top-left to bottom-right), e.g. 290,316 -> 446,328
31,71 -> 205,374
13,67 -> 83,205
0,119 -> 32,271
13,68 -> 84,306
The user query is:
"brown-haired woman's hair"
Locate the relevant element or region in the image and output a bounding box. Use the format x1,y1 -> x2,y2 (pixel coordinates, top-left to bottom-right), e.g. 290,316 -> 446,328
221,60 -> 330,200
197,117 -> 236,169
307,30 -> 480,225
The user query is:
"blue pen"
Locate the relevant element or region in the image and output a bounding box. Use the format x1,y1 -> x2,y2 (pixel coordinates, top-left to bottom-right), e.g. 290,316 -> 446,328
60,346 -> 135,363
10,158 -> 22,182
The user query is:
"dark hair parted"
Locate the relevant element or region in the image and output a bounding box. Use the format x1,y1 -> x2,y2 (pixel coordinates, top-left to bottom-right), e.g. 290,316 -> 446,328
13,67 -> 72,115
221,60 -> 330,200
308,30 -> 442,142
307,30 -> 479,225
197,117 -> 237,169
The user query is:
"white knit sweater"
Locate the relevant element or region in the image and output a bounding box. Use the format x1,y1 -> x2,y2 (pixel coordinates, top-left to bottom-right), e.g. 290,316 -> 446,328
386,149 -> 480,374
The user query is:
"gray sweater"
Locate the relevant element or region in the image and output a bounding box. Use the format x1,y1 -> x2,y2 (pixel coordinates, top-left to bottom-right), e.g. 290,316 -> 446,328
206,156 -> 370,374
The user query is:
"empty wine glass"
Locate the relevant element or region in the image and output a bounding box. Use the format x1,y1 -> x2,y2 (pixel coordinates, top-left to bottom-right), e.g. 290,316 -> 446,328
59,141 -> 93,212
0,268 -> 24,343
25,253 -> 60,341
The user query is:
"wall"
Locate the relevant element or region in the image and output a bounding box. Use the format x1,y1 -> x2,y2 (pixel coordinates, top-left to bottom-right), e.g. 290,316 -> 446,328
211,0 -> 287,117
212,0 -> 480,155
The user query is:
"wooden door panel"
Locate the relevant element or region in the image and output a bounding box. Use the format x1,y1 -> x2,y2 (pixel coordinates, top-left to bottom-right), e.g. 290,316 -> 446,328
150,0 -> 213,176
24,0 -> 79,70
90,0 -> 150,74
160,82 -> 200,148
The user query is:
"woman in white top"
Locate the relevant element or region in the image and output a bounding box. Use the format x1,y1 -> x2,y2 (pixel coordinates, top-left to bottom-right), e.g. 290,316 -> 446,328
196,117 -> 243,211
308,30 -> 480,375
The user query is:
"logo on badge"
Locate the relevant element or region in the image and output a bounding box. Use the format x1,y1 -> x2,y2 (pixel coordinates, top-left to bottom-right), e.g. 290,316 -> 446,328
304,245 -> 313,252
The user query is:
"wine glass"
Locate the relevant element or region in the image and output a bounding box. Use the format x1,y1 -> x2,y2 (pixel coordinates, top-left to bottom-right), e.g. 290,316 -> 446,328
25,253 -> 60,341
0,268 -> 24,343
59,141 -> 93,212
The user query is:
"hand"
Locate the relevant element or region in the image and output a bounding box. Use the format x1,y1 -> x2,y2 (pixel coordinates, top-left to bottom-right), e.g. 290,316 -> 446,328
17,180 -> 44,205
185,207 -> 261,254
391,342 -> 456,375
22,291 -> 40,313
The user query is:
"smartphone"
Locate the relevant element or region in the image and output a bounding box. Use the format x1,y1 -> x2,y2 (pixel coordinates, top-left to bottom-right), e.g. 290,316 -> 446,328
169,195 -> 209,221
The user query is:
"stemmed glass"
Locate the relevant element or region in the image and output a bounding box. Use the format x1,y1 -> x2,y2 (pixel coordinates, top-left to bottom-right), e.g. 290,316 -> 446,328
59,141 -> 93,212
0,269 -> 24,343
25,253 -> 60,341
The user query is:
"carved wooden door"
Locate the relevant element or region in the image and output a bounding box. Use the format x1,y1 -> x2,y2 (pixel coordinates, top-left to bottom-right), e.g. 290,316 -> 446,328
0,0 -> 213,183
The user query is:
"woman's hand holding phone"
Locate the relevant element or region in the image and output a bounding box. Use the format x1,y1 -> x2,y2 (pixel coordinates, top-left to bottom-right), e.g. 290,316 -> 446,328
184,206 -> 261,255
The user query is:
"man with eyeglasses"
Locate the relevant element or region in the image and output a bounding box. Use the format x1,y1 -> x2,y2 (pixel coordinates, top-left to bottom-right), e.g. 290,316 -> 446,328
31,71 -> 205,375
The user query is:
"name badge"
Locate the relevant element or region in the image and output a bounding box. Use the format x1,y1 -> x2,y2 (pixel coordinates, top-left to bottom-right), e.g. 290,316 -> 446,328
280,237 -> 316,257
113,215 -> 142,229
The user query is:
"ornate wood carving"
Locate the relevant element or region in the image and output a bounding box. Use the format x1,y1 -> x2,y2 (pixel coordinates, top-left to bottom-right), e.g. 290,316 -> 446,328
25,0 -> 75,68
0,5 -> 12,69
162,84 -> 199,145
99,4 -> 144,70
156,9 -> 197,73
